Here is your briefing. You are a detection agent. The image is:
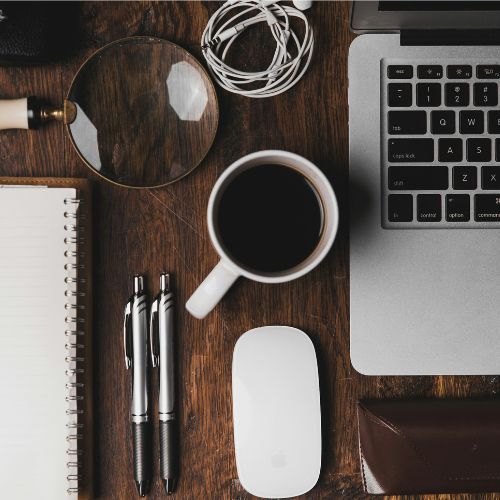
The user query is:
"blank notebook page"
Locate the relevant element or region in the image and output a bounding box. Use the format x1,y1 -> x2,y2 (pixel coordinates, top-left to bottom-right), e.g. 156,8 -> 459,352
0,186 -> 78,499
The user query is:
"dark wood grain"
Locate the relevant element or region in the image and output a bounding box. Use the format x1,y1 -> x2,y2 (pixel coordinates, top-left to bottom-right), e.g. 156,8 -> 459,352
0,2 -> 497,499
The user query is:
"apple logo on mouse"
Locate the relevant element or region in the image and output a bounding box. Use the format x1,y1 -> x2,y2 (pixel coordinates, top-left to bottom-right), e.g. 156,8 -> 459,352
271,451 -> 287,468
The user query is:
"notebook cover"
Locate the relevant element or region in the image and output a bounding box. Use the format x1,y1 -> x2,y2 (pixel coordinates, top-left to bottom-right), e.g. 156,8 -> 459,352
0,177 -> 93,500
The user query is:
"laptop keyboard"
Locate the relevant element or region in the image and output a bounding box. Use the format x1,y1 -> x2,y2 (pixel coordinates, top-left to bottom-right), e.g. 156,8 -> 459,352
382,60 -> 500,228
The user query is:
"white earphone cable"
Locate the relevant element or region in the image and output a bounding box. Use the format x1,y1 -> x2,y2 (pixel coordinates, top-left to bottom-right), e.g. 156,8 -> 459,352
201,0 -> 314,98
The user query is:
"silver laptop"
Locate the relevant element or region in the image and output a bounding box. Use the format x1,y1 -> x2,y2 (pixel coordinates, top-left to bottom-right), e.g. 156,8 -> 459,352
349,1 -> 500,375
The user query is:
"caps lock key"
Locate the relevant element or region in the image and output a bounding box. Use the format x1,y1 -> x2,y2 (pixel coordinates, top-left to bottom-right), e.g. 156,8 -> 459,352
388,138 -> 434,162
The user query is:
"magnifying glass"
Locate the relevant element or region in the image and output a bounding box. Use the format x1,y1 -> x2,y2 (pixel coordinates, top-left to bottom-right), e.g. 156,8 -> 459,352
0,37 -> 219,188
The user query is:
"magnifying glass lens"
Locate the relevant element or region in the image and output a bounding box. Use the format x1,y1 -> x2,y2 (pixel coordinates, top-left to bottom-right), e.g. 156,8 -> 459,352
67,37 -> 218,188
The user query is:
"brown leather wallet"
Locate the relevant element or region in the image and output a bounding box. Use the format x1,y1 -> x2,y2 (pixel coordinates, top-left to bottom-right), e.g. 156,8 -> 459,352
357,399 -> 500,495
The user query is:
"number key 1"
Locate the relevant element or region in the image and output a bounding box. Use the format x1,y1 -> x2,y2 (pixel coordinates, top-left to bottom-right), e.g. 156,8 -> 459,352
417,83 -> 441,107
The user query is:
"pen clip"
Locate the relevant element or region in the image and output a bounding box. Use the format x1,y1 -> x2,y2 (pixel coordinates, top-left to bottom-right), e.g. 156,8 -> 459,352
149,296 -> 160,368
123,300 -> 133,369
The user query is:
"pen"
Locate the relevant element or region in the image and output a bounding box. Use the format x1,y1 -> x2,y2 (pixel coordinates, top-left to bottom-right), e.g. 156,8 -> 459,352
124,275 -> 151,497
150,272 -> 178,495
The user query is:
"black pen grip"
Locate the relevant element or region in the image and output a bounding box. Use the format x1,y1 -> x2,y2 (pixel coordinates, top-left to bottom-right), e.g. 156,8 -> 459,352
133,422 -> 151,492
160,419 -> 178,480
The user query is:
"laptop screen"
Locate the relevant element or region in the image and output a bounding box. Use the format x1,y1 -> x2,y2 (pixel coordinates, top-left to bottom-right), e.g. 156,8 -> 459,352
351,1 -> 500,32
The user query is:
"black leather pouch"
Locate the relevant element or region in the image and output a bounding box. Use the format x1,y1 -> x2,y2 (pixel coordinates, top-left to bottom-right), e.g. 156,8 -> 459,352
358,399 -> 500,495
0,2 -> 80,65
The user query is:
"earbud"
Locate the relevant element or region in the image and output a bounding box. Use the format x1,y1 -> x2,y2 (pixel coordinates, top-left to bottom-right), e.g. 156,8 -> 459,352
261,0 -> 313,10
292,0 -> 313,10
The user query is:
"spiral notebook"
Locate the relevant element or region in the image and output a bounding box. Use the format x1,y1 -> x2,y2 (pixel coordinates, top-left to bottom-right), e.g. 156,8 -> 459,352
0,178 -> 93,499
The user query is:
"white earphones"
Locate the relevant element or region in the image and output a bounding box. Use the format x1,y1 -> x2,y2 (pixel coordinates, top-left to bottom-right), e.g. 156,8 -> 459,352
292,0 -> 313,10
201,0 -> 314,98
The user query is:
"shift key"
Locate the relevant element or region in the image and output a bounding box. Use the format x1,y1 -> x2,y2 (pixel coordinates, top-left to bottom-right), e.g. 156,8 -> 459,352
389,166 -> 448,190
388,138 -> 434,162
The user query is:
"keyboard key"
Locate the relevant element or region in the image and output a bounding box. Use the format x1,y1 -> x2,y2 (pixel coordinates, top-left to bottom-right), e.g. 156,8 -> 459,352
477,65 -> 500,79
447,65 -> 472,79
388,194 -> 413,222
446,194 -> 470,222
388,139 -> 434,162
431,111 -> 455,134
475,194 -> 500,221
481,166 -> 500,189
496,139 -> 500,162
467,138 -> 491,162
445,83 -> 469,106
417,194 -> 442,222
388,166 -> 448,190
459,111 -> 484,134
439,138 -> 462,162
388,111 -> 426,134
474,83 -> 498,106
453,166 -> 477,190
388,65 -> 413,79
488,111 -> 500,134
417,83 -> 441,107
417,65 -> 443,79
388,83 -> 412,107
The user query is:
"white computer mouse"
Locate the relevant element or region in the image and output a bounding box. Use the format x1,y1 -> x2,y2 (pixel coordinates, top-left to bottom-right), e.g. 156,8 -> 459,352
232,326 -> 321,499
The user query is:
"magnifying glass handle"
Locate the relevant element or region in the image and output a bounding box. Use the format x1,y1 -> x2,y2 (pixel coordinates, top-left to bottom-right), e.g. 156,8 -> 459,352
0,96 -> 66,130
0,98 -> 31,130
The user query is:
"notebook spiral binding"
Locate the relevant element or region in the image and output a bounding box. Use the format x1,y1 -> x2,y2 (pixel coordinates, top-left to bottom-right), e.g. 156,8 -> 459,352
64,196 -> 85,496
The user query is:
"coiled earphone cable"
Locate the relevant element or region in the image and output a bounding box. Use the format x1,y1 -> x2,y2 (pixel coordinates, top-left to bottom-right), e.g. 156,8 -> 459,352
201,0 -> 314,98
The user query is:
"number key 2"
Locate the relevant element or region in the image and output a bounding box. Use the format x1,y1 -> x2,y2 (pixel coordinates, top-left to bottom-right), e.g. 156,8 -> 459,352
445,83 -> 469,106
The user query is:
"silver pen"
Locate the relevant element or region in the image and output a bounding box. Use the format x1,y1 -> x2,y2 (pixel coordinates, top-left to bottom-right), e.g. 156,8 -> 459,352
124,275 -> 151,497
150,273 -> 178,495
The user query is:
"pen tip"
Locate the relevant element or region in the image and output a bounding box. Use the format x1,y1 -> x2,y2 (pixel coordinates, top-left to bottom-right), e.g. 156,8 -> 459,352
135,480 -> 149,497
163,478 -> 177,495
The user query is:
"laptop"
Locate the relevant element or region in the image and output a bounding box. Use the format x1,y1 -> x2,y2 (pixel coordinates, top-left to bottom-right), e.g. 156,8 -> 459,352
349,1 -> 500,375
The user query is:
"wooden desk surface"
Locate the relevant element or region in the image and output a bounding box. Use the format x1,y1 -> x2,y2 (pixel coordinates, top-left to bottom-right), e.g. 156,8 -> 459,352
0,2 -> 496,499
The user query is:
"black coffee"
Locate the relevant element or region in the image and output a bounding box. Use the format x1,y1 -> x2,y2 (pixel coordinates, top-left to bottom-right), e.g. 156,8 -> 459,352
216,164 -> 324,273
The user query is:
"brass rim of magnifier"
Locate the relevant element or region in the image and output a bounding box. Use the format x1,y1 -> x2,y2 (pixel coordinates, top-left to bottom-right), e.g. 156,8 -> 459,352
63,36 -> 219,190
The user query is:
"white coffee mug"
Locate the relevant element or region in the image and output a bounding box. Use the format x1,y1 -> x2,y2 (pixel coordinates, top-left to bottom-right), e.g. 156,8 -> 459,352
186,150 -> 339,319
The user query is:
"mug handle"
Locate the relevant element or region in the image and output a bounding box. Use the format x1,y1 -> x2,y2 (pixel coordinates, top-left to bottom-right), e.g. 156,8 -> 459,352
186,260 -> 240,319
